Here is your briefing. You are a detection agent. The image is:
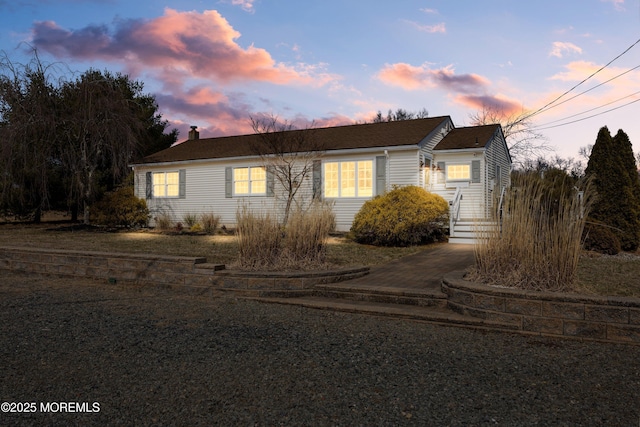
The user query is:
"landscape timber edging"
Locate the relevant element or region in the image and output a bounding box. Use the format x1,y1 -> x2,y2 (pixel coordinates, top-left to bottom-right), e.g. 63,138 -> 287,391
0,246 -> 369,292
443,270 -> 640,344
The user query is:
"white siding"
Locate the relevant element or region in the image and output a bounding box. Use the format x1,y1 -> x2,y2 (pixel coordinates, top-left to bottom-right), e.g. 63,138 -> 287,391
420,118 -> 454,151
430,152 -> 487,220
418,119 -> 453,188
133,147 -> 426,232
387,149 -> 421,188
322,149 -> 419,231
484,131 -> 512,216
134,159 -> 297,228
131,121 -> 511,232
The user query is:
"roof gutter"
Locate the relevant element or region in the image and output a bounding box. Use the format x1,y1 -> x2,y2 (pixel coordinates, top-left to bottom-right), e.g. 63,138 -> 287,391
433,147 -> 486,154
129,144 -> 419,168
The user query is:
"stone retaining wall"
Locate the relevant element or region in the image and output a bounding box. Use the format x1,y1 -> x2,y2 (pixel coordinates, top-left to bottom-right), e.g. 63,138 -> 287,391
0,246 -> 368,292
443,271 -> 640,344
214,268 -> 369,291
0,246 -> 218,288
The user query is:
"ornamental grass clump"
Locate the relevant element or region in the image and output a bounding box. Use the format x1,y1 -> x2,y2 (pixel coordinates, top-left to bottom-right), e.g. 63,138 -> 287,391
470,171 -> 592,292
235,205 -> 282,270
351,185 -> 449,246
200,212 -> 221,234
182,212 -> 199,228
154,213 -> 173,231
280,202 -> 336,269
235,201 -> 335,270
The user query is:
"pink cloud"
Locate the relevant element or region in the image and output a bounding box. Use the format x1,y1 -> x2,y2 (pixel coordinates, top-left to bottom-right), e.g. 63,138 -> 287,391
411,22 -> 446,34
601,0 -> 625,10
378,63 -> 489,92
31,8 -> 330,86
549,41 -> 583,58
549,60 -> 640,87
456,94 -> 523,117
227,0 -> 256,12
290,113 -> 354,129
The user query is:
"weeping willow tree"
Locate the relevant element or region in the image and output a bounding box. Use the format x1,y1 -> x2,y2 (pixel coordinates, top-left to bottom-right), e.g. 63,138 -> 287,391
0,49 -> 176,222
0,50 -> 60,221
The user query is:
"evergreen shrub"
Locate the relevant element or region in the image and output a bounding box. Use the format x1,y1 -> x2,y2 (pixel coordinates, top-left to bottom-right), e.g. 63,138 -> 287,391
583,221 -> 621,255
92,186 -> 149,228
351,185 -> 449,246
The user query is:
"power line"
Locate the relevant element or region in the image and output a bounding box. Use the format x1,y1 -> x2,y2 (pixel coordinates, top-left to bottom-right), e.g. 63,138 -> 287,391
514,36 -> 640,125
538,63 -> 640,112
532,97 -> 640,131
532,89 -> 640,128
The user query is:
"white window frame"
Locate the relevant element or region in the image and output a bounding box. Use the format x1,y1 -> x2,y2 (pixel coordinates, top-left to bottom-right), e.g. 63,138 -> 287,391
233,166 -> 267,196
324,159 -> 373,198
152,171 -> 180,198
446,163 -> 471,182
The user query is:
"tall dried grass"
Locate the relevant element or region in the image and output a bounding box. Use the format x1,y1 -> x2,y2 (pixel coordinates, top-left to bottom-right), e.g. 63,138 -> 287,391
470,172 -> 592,292
154,213 -> 173,231
200,213 -> 221,234
280,202 -> 336,269
182,212 -> 199,228
235,201 -> 335,270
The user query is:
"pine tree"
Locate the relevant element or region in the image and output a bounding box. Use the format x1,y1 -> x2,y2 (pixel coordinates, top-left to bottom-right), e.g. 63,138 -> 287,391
585,126 -> 640,251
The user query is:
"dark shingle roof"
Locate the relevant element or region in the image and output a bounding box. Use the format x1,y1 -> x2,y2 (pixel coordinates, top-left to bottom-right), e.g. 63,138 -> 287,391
135,116 -> 451,164
434,124 -> 500,150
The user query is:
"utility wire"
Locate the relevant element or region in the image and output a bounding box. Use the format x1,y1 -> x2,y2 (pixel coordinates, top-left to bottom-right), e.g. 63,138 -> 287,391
532,89 -> 640,128
514,36 -> 640,125
532,96 -> 640,131
539,63 -> 640,112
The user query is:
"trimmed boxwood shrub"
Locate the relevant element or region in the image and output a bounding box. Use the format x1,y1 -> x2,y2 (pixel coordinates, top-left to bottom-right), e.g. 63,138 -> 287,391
582,220 -> 621,255
351,185 -> 449,246
92,186 -> 149,228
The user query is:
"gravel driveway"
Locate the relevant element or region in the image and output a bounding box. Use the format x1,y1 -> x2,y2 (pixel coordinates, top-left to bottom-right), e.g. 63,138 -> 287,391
1,271 -> 639,426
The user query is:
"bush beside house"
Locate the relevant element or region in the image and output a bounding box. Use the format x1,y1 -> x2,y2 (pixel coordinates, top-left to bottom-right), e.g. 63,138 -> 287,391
350,186 -> 449,247
92,186 -> 149,228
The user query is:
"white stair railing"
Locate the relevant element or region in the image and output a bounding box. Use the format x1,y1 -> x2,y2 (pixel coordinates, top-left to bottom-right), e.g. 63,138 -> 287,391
497,186 -> 506,236
449,187 -> 462,237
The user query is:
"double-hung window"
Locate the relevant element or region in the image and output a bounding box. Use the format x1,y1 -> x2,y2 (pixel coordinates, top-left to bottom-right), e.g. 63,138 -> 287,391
233,166 -> 266,195
324,160 -> 373,198
152,171 -> 179,197
446,164 -> 471,181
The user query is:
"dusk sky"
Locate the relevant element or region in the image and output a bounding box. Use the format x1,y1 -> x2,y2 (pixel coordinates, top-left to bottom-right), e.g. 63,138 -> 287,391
1,0 -> 639,163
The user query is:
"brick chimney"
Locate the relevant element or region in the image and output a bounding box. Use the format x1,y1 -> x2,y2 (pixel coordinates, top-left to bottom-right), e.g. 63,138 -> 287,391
188,125 -> 199,140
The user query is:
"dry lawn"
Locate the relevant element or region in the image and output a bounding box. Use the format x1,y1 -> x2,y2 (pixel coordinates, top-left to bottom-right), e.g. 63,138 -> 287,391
1,219 -> 640,297
574,252 -> 640,297
0,223 -> 427,269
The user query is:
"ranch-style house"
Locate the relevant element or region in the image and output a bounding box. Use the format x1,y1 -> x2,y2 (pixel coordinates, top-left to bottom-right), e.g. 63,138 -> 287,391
131,116 -> 512,243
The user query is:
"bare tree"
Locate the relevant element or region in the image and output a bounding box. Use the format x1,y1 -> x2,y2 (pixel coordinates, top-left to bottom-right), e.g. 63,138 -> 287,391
250,115 -> 324,225
469,104 -> 552,165
578,144 -> 594,163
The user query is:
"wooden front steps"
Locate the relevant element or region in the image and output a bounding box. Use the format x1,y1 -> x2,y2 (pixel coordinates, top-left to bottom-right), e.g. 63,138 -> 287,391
448,220 -> 499,245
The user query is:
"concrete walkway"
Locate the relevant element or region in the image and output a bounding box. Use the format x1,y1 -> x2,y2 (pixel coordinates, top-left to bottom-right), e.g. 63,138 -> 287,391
334,242 -> 475,292
253,243 -> 503,330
